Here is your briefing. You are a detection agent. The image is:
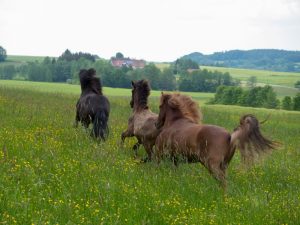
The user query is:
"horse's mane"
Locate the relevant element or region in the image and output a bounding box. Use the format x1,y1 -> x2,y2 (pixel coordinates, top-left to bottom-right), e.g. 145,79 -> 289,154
163,93 -> 202,123
132,79 -> 150,109
79,68 -> 102,95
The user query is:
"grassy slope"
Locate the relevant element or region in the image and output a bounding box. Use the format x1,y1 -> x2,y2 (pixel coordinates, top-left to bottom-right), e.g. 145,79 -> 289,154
0,55 -> 46,68
155,63 -> 300,97
202,66 -> 300,98
0,80 -> 213,104
0,81 -> 299,224
6,55 -> 46,63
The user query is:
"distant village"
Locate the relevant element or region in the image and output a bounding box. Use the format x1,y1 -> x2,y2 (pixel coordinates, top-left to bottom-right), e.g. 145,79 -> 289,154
110,57 -> 145,69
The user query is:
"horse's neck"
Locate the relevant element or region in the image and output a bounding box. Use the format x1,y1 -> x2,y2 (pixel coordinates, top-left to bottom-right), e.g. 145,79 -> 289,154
81,88 -> 101,96
164,110 -> 184,127
133,105 -> 149,113
133,98 -> 148,112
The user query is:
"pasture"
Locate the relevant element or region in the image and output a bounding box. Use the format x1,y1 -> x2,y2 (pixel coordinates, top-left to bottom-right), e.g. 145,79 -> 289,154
0,56 -> 46,68
202,66 -> 300,98
155,63 -> 300,98
0,80 -> 300,224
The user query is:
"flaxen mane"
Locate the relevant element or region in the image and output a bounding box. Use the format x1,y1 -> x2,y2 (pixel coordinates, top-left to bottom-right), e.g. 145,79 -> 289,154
133,80 -> 151,109
166,93 -> 202,123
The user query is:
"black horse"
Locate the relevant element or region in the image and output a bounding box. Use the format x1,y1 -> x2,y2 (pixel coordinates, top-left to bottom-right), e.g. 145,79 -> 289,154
75,68 -> 110,140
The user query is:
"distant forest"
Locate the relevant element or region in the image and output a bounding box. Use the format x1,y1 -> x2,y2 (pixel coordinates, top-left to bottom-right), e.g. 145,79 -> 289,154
0,49 -> 236,93
182,49 -> 300,72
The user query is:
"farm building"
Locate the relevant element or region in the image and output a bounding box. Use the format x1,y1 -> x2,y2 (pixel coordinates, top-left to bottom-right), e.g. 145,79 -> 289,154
111,57 -> 146,69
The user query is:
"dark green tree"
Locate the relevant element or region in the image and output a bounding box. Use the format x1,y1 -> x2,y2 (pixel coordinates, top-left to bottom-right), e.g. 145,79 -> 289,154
0,46 -> 7,62
295,81 -> 300,90
282,96 -> 292,110
116,52 -> 124,59
173,58 -> 199,74
178,78 -> 194,92
0,65 -> 16,79
27,62 -> 52,82
293,93 -> 300,111
158,68 -> 176,90
247,76 -> 257,88
142,63 -> 161,89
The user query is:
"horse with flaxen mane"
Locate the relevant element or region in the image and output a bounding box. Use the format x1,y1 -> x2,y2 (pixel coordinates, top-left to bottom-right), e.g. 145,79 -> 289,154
75,68 -> 110,140
121,80 -> 160,161
155,93 -> 276,188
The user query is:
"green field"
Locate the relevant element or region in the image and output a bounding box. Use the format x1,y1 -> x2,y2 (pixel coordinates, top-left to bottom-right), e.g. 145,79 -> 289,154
201,66 -> 300,87
0,81 -> 299,224
202,66 -> 300,97
7,55 -> 47,63
0,55 -> 47,68
0,80 -> 213,104
155,63 -> 300,97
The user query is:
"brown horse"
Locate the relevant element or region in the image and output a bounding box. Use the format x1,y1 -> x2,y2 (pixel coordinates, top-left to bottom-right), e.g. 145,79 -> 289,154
121,80 -> 160,161
155,93 -> 276,188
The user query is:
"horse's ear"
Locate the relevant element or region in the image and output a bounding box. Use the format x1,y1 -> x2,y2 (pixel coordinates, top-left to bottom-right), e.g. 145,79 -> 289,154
131,81 -> 135,87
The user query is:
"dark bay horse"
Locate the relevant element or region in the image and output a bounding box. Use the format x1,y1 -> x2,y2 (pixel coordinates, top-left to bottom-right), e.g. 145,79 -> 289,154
121,80 -> 160,161
75,68 -> 110,140
155,93 -> 276,188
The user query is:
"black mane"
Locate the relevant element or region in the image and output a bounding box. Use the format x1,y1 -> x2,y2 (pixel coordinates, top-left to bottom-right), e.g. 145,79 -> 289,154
132,79 -> 150,109
79,68 -> 103,95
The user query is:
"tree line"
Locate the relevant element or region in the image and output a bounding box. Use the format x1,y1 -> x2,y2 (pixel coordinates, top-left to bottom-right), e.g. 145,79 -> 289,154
0,50 -> 237,92
183,49 -> 300,72
210,85 -> 300,111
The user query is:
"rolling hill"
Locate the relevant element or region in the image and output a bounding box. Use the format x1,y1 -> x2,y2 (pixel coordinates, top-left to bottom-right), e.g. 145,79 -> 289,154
182,49 -> 300,72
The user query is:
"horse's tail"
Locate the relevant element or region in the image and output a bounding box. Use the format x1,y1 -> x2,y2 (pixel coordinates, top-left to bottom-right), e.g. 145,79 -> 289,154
93,110 -> 109,140
230,114 -> 276,164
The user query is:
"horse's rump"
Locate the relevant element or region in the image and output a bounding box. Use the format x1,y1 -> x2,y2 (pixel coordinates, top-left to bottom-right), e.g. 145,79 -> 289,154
157,120 -> 231,162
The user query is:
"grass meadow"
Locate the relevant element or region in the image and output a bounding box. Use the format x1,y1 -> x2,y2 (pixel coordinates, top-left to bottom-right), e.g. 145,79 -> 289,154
0,56 -> 46,68
155,63 -> 300,98
0,80 -> 300,224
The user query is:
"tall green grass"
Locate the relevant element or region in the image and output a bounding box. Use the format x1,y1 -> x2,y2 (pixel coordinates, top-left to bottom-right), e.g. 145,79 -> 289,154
0,82 -> 299,224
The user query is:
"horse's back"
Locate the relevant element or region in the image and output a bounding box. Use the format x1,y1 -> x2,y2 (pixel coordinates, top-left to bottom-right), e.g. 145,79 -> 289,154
77,93 -> 110,123
133,110 -> 157,136
157,120 -> 231,161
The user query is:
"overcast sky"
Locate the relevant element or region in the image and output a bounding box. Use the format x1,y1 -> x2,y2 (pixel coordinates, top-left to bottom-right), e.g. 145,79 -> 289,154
1,0 -> 300,62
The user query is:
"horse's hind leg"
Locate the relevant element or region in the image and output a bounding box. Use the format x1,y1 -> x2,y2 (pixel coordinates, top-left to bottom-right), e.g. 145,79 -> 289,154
74,110 -> 80,128
207,160 -> 227,190
121,129 -> 134,144
132,137 -> 142,158
121,116 -> 134,144
141,142 -> 154,162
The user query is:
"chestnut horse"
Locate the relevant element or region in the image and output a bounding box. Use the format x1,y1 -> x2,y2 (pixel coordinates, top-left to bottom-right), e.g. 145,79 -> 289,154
155,93 -> 275,188
121,80 -> 160,161
75,68 -> 110,140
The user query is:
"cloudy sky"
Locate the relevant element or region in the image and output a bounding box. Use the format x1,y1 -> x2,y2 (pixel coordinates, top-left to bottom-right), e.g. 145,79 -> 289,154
1,0 -> 300,61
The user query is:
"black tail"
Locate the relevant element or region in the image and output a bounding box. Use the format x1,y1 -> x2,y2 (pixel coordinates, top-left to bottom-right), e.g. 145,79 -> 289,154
92,110 -> 109,140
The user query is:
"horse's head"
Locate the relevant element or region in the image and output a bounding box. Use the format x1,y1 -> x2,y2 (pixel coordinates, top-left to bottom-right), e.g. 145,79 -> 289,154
156,93 -> 202,129
155,93 -> 172,129
130,79 -> 150,110
79,68 -> 102,95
